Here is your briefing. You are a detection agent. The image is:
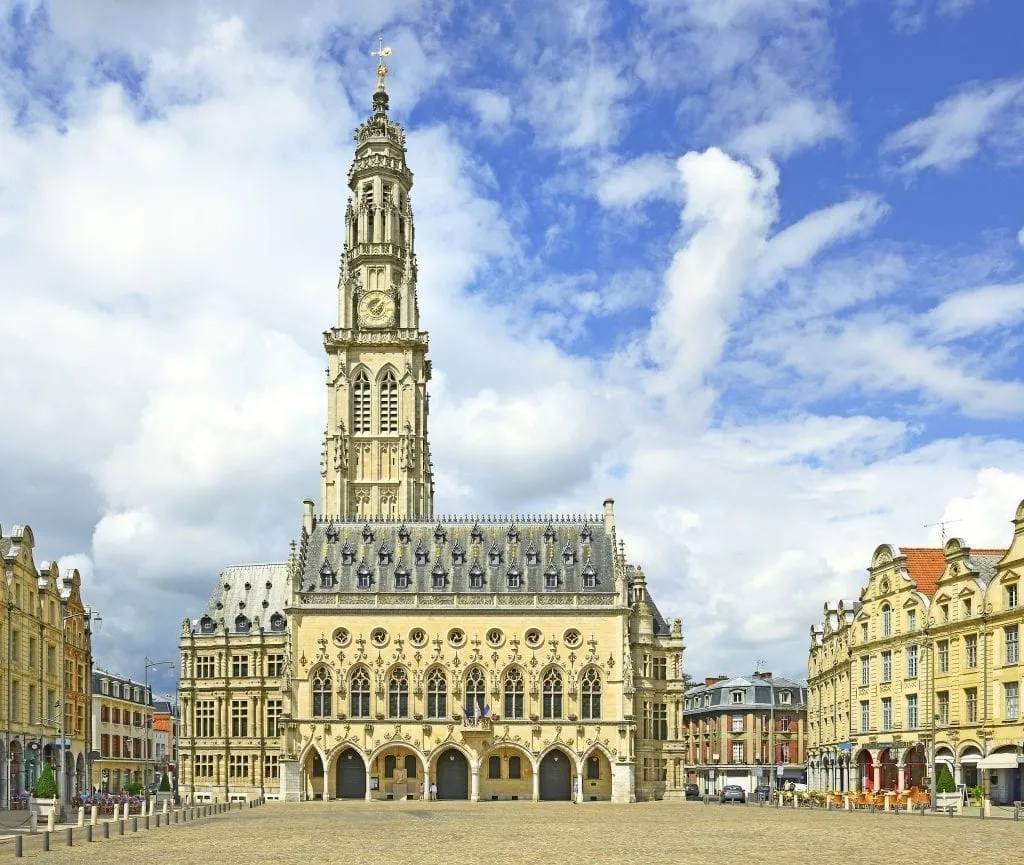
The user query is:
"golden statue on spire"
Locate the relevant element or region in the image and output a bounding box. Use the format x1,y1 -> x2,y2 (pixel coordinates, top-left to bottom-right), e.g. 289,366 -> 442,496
371,35 -> 392,90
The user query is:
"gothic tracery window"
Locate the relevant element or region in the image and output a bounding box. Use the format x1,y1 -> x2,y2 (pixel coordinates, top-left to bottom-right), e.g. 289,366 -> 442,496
353,371 -> 371,434
388,667 -> 409,718
542,668 -> 563,720
380,369 -> 398,433
312,667 -> 332,718
350,668 -> 371,718
427,668 -> 447,719
503,668 -> 524,719
464,667 -> 486,717
581,668 -> 602,720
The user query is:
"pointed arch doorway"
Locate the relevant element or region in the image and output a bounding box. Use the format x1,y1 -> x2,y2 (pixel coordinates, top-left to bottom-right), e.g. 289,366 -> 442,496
335,749 -> 366,799
539,749 -> 572,800
435,749 -> 469,800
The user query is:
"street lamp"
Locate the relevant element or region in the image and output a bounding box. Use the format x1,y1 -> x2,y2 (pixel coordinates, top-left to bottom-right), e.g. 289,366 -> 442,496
143,657 -> 174,807
57,608 -> 102,810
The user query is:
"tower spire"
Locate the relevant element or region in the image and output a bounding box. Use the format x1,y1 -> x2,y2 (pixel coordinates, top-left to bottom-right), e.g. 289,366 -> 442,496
370,36 -> 392,116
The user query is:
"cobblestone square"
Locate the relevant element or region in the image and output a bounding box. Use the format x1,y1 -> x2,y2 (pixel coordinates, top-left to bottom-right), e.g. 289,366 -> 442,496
8,801 -> 1024,865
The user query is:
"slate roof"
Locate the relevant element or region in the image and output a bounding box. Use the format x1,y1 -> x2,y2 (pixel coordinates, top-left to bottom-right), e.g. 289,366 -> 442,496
685,673 -> 808,710
298,515 -> 614,597
189,562 -> 290,636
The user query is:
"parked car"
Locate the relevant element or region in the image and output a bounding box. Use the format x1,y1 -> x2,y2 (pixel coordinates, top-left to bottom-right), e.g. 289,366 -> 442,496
720,785 -> 746,804
755,784 -> 771,801
684,784 -> 701,801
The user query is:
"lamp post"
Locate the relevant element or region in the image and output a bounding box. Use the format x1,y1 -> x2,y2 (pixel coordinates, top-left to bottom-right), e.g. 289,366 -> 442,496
143,658 -> 174,807
57,608 -> 102,810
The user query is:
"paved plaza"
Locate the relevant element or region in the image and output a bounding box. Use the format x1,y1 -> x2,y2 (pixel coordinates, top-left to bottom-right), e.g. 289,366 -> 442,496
4,801 -> 1023,864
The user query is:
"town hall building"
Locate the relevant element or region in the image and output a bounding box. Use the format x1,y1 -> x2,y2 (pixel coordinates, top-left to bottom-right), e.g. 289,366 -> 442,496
178,54 -> 685,805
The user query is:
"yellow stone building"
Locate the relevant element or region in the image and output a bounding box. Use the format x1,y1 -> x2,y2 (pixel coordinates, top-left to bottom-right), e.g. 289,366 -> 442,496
1,523 -> 94,806
808,498 -> 1024,804
90,670 -> 156,794
178,57 -> 685,805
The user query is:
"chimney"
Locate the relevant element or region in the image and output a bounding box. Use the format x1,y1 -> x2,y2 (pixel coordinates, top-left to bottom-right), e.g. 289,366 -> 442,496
603,498 -> 615,533
754,671 -> 772,681
303,499 -> 315,536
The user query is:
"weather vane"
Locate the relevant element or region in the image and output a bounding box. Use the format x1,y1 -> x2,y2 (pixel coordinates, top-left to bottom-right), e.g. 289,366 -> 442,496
371,35 -> 392,90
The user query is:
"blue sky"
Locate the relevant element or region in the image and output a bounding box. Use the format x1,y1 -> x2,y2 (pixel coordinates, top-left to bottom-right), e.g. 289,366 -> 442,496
1,0 -> 1022,688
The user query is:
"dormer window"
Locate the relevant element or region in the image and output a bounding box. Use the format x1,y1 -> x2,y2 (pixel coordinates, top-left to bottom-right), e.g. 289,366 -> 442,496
357,563 -> 372,590
325,522 -> 339,543
341,542 -> 356,566
469,563 -> 484,589
434,522 -> 447,544
731,690 -> 744,705
394,562 -> 410,590
397,523 -> 410,544
582,563 -> 597,589
579,524 -> 592,543
269,613 -> 286,632
489,543 -> 503,567
507,524 -> 520,544
562,544 -> 576,566
200,616 -> 216,634
779,691 -> 792,705
235,615 -> 251,633
544,523 -> 556,544
507,566 -> 521,589
415,542 -> 429,566
431,564 -> 447,590
544,565 -> 558,590
525,542 -> 540,566
319,561 -> 336,588
378,544 -> 393,566
362,523 -> 374,544
451,542 -> 466,566
470,523 -> 484,544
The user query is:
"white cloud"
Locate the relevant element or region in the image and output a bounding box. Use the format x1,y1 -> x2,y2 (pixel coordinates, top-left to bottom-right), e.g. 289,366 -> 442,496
527,61 -> 632,151
465,88 -> 512,129
882,77 -> 1024,174
730,97 -> 846,160
1018,226 -> 1024,247
594,154 -> 679,208
925,283 -> 1024,339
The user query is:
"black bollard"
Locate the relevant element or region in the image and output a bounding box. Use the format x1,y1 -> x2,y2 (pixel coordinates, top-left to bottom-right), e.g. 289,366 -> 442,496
103,821 -> 109,838
66,827 -> 73,846
86,824 -> 93,842
144,815 -> 150,830
42,831 -> 50,852
132,817 -> 138,832
118,819 -> 124,835
14,836 -> 22,857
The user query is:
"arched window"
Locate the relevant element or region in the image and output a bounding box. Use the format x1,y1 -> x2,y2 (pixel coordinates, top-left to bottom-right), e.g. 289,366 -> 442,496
503,668 -> 524,719
380,369 -> 398,433
488,755 -> 501,778
464,667 -> 486,718
581,668 -> 602,720
508,755 -> 521,779
312,667 -> 332,718
427,668 -> 447,719
542,669 -> 563,720
353,371 -> 371,434
384,755 -> 396,778
404,755 -> 417,778
350,668 -> 371,718
388,668 -> 409,718
587,755 -> 600,780
881,604 -> 892,638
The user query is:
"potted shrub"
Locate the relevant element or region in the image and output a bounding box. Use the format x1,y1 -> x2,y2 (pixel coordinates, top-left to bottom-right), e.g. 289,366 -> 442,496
935,765 -> 959,809
30,763 -> 60,819
970,785 -> 984,807
156,772 -> 173,805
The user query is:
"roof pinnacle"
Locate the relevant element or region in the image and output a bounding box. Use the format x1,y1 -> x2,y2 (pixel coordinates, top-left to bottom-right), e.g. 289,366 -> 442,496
371,35 -> 392,116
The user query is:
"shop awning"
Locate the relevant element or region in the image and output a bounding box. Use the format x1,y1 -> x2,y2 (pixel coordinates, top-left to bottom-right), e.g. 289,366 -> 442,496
978,753 -> 1021,770
959,752 -> 982,764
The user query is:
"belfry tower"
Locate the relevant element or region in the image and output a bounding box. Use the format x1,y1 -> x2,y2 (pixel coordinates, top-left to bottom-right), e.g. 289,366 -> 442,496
320,48 -> 434,521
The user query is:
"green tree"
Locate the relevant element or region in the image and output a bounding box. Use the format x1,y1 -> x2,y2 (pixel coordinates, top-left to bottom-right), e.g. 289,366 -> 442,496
158,773 -> 171,793
35,763 -> 58,798
936,764 -> 955,794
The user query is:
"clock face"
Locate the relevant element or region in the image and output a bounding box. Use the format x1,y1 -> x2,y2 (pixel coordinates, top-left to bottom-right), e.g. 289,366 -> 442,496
358,291 -> 394,327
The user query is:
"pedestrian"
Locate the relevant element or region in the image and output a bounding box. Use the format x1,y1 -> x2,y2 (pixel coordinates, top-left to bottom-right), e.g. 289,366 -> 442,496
572,775 -> 579,804
429,782 -> 437,801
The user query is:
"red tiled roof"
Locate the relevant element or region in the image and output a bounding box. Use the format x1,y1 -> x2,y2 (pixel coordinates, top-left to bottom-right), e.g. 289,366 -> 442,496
898,548 -> 946,599
967,548 -> 1009,557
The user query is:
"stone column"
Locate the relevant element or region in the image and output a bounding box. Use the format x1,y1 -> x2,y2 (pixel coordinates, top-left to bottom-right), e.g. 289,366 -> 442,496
470,764 -> 480,803
278,759 -> 301,803
872,763 -> 881,791
611,762 -> 635,804
365,766 -> 373,801
422,770 -> 430,801
953,763 -> 962,787
896,763 -> 905,792
532,769 -> 540,802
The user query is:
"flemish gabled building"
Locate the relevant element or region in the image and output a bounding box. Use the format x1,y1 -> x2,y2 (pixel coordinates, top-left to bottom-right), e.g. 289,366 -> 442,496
1,524 -> 93,807
808,499 -> 1024,804
178,54 -> 686,806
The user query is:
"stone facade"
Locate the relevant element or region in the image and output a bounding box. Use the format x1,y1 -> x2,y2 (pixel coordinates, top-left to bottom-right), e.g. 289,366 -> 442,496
683,672 -> 808,795
807,498 -> 1024,804
1,524 -> 93,807
178,61 -> 686,806
90,670 -> 155,793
